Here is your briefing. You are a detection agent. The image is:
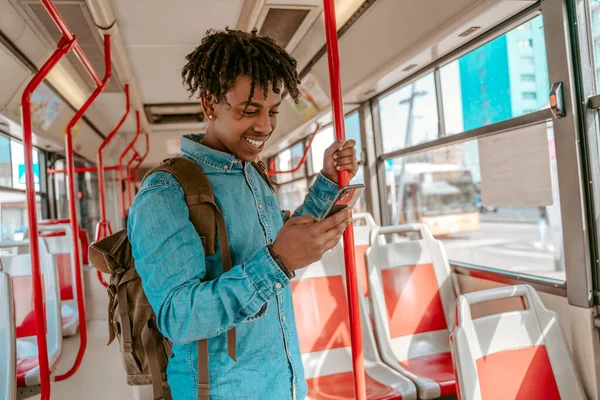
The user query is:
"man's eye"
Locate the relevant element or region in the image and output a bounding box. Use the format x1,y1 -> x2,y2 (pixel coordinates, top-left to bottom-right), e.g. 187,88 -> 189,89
269,110 -> 280,116
243,110 -> 258,116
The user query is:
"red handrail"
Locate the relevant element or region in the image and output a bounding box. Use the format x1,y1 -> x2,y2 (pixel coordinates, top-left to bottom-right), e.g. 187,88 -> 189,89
20,0 -> 111,396
131,133 -> 150,202
95,84 -> 131,245
322,0 -> 365,399
20,38 -> 75,400
125,150 -> 140,209
39,219 -> 71,226
54,33 -> 112,383
39,231 -> 67,238
118,111 -> 141,219
48,165 -> 120,174
267,124 -> 320,176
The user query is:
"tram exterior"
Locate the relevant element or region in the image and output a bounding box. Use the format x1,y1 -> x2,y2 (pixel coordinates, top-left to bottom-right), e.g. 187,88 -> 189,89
391,163 -> 480,237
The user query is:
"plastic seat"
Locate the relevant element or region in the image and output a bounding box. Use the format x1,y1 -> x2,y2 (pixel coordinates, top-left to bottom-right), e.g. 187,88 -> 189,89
365,224 -> 458,399
353,213 -> 378,298
1,269 -> 17,400
33,224 -> 83,337
450,284 -> 586,400
294,244 -> 416,400
1,238 -> 63,388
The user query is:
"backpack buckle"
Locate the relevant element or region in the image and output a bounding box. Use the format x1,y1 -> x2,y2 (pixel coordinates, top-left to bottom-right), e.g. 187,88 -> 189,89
107,284 -> 117,298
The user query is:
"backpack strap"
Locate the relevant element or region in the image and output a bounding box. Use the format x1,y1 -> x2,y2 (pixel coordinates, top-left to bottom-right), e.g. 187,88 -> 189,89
142,157 -> 236,400
251,160 -> 276,194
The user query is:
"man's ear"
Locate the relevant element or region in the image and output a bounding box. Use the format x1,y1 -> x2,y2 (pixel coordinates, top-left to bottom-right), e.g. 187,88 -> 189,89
201,92 -> 217,120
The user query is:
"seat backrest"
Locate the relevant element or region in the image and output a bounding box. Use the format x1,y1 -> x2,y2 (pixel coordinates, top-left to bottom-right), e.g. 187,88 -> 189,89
292,245 -> 353,379
0,270 -> 16,400
1,239 -> 62,368
365,224 -> 456,364
38,224 -> 80,302
451,284 -> 586,400
352,213 -> 378,298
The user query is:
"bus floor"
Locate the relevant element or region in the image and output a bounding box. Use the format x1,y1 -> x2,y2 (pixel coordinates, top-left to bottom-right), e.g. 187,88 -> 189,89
28,320 -> 462,400
30,319 -> 131,400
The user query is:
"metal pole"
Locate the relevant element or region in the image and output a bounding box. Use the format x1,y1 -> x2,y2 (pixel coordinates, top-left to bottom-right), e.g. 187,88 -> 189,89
322,0 -> 366,398
54,34 -> 112,382
118,111 -> 141,219
95,84 -> 131,242
20,36 -> 74,400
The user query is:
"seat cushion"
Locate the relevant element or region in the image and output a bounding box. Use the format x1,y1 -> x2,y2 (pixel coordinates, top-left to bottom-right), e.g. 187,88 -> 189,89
16,356 -> 38,387
399,352 -> 455,396
307,371 -> 403,400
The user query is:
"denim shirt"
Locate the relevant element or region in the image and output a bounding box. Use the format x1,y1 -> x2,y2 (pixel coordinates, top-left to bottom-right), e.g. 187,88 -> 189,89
128,134 -> 338,400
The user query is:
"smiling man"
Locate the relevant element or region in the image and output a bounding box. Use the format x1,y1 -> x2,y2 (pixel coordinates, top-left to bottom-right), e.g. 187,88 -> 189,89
127,28 -> 358,400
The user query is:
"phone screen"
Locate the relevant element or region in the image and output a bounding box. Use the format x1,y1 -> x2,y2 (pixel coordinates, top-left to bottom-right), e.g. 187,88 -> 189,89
322,184 -> 365,219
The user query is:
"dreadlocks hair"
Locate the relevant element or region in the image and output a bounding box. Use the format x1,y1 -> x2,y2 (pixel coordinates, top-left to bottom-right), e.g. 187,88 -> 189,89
181,28 -> 301,108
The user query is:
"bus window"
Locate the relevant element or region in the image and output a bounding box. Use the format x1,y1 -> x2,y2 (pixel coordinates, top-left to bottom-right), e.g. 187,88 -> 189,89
440,15 -> 549,135
378,73 -> 438,153
383,124 -> 564,281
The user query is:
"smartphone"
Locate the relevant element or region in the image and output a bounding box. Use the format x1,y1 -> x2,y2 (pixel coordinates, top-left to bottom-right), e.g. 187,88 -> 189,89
322,184 -> 365,219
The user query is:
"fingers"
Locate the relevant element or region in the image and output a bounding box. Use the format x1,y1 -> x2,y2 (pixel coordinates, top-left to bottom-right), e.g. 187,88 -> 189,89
316,208 -> 351,233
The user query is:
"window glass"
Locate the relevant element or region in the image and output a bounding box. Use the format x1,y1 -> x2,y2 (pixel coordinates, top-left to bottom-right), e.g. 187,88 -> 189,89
440,15 -> 549,134
310,126 -> 335,175
11,140 -> 40,191
0,135 -> 12,187
0,191 -> 42,243
378,73 -> 438,153
589,0 -> 600,87
274,142 -> 305,183
383,122 -> 564,281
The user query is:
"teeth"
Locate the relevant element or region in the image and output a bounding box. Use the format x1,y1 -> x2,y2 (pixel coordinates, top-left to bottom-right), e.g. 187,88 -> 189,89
245,138 -> 262,148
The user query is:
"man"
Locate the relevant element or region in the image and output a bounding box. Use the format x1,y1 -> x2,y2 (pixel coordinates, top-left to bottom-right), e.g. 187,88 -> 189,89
129,28 -> 358,400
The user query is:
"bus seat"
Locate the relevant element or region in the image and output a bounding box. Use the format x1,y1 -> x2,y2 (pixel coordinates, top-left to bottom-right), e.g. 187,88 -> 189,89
353,212 -> 379,298
79,228 -> 90,265
1,238 -> 63,388
1,270 -> 17,400
294,244 -> 417,400
365,224 -> 457,399
37,224 -> 82,337
450,284 -> 586,400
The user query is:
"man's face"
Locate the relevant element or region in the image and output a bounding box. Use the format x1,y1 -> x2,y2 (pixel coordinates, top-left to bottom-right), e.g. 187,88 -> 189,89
206,76 -> 282,162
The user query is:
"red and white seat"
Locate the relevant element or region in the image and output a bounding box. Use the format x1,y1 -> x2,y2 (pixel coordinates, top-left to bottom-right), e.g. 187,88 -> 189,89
30,223 -> 83,337
450,284 -> 586,400
365,224 -> 458,399
353,213 -> 379,298
1,238 -> 63,389
293,243 -> 417,400
1,269 -> 17,400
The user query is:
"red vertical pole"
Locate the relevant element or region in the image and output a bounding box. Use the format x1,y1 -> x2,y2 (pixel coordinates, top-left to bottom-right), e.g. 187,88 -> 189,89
322,1 -> 366,399
95,84 -> 131,243
119,111 -> 141,219
21,36 -> 76,400
53,34 -> 111,381
126,150 -> 139,209
131,133 -> 150,199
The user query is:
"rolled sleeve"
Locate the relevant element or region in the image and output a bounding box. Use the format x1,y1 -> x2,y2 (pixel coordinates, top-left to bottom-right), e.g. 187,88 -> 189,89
245,247 -> 290,303
293,172 -> 339,219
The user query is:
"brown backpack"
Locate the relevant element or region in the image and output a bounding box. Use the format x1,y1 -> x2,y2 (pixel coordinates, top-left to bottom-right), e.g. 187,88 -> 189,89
88,157 -> 275,400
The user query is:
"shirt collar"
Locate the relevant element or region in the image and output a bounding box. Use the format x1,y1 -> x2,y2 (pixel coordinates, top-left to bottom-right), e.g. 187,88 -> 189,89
180,134 -> 243,172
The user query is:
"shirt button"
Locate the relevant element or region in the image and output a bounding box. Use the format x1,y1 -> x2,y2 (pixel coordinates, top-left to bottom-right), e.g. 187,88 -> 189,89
275,282 -> 282,290
287,351 -> 291,357
282,316 -> 286,322
223,165 -> 228,169
258,204 -> 263,210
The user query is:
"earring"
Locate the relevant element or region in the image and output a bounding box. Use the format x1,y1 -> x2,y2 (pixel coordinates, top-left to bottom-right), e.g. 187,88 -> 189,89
208,115 -> 215,120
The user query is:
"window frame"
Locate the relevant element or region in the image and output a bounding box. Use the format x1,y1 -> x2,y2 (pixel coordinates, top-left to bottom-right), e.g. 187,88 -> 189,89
369,3 -> 591,301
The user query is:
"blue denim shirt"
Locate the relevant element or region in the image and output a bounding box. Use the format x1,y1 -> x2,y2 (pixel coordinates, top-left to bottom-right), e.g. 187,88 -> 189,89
128,134 -> 338,400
